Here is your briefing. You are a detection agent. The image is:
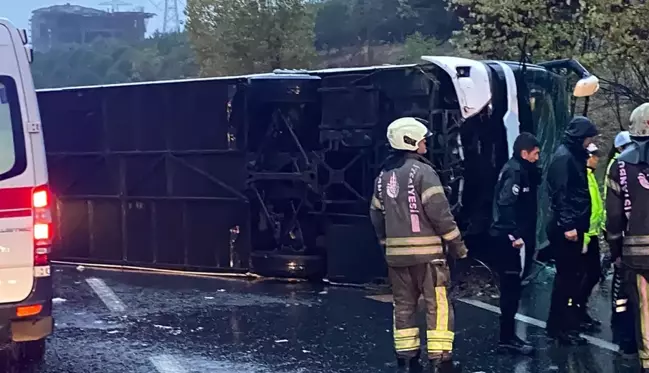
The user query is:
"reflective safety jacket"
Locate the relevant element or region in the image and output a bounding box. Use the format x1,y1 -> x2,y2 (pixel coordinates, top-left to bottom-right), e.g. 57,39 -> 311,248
606,142 -> 649,268
370,153 -> 468,267
584,167 -> 603,246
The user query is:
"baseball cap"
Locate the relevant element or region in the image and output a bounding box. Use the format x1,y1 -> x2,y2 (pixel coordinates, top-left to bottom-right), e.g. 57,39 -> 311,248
614,131 -> 632,148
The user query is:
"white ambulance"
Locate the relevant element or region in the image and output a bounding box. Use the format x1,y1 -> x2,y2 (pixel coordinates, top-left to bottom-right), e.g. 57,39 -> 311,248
0,18 -> 53,364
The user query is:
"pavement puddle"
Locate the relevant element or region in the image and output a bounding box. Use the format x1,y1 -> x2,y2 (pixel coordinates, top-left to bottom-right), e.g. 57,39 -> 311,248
150,354 -> 188,373
459,298 -> 620,352
365,294 -> 393,303
150,353 -> 309,373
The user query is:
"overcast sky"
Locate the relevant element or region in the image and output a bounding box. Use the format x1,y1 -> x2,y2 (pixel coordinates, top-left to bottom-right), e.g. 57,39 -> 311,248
1,1 -> 185,37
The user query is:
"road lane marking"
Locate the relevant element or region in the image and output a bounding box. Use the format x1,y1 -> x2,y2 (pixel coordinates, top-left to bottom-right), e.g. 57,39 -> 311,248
458,298 -> 619,352
150,354 -> 188,373
85,277 -> 126,313
365,293 -> 619,352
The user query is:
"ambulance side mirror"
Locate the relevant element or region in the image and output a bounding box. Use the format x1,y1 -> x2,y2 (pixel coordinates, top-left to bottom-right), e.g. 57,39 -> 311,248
573,75 -> 600,97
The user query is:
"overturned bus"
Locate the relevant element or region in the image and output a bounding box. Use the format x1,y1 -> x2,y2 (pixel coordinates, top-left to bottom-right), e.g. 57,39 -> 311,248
37,56 -> 599,283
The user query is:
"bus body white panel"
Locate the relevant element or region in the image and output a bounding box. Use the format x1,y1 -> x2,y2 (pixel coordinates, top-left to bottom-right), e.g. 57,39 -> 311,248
494,62 -> 521,158
0,19 -> 45,304
420,56 -> 492,119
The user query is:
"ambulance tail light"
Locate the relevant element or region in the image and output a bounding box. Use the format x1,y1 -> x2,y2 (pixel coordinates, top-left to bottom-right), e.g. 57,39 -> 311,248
33,185 -> 52,266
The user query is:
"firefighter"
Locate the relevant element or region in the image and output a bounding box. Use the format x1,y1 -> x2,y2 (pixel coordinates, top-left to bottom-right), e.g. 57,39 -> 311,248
578,143 -> 604,331
545,116 -> 598,345
602,132 -> 634,282
607,132 -> 638,358
370,117 -> 467,373
606,102 -> 649,371
489,132 -> 540,355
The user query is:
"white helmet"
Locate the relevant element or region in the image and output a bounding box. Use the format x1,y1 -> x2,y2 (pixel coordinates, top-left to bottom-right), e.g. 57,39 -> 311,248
614,131 -> 632,148
386,117 -> 432,151
629,103 -> 649,137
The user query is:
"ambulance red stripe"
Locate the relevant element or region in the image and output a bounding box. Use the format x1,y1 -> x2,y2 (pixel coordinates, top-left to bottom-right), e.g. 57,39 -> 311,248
0,209 -> 31,218
0,186 -> 33,214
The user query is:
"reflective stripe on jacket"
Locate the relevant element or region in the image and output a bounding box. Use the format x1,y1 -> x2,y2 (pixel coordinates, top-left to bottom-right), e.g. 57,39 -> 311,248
605,143 -> 649,268
369,153 -> 467,267
584,167 -> 603,246
604,153 -> 619,197
602,153 -> 619,227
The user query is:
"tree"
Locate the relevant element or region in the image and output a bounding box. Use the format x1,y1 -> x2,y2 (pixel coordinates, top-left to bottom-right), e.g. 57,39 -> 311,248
31,33 -> 199,89
399,32 -> 455,63
185,0 -> 317,76
402,0 -> 461,41
313,0 -> 354,51
449,0 -> 598,61
311,0 -> 460,56
448,0 -> 649,126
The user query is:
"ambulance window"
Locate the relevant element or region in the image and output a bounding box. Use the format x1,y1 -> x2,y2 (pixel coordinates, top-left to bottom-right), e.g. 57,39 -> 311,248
0,76 -> 27,180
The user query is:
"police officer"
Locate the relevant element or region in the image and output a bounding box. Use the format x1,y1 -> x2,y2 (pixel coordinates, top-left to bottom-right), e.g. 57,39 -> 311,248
579,143 -> 603,331
489,132 -> 540,355
606,103 -> 649,371
545,116 -> 598,345
370,117 -> 467,373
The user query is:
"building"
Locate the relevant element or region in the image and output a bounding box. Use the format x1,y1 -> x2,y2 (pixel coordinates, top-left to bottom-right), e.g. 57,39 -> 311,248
31,4 -> 154,52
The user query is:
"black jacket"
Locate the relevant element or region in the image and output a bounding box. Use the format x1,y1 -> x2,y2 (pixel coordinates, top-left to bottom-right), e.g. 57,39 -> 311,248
606,140 -> 649,269
546,116 -> 598,234
490,156 -> 541,244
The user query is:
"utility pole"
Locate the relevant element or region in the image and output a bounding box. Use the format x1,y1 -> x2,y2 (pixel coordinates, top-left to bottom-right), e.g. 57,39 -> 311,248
162,0 -> 181,33
149,0 -> 182,33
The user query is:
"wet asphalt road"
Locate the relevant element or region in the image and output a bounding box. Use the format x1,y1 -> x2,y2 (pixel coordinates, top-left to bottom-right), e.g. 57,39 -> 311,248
1,264 -> 640,373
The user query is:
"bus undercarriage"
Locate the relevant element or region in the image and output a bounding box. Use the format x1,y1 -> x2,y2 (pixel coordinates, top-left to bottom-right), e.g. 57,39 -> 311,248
38,56 -> 599,283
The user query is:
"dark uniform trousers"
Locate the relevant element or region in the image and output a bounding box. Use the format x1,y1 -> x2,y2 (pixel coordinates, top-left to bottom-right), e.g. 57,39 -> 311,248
578,237 -> 601,312
389,261 -> 454,359
547,229 -> 585,333
625,267 -> 649,368
491,235 -> 523,340
612,264 -> 637,353
604,145 -> 649,367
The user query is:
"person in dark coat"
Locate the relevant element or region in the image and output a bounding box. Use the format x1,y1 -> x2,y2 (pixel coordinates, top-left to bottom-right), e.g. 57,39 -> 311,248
489,132 -> 541,355
545,116 -> 598,345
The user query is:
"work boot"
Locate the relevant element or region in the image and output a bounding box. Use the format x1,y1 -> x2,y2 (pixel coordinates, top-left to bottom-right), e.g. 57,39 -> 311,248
554,331 -> 587,346
547,328 -> 587,346
397,357 -> 407,372
409,358 -> 424,373
618,340 -> 638,359
396,353 -> 423,373
581,311 -> 602,331
430,353 -> 461,373
430,359 -> 461,373
498,335 -> 535,355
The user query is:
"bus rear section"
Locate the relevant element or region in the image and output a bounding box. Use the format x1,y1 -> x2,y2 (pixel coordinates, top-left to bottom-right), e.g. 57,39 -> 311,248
0,18 -> 53,364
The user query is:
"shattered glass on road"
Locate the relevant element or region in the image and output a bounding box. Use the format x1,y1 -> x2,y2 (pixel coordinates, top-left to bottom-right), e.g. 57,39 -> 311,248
0,264 -> 639,372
